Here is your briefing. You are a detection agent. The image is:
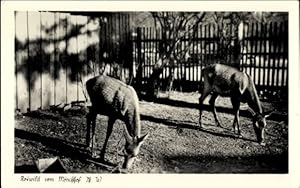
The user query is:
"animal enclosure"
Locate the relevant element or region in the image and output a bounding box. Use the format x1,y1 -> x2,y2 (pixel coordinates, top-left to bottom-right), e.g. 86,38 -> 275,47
15,11 -> 288,113
15,11 -> 132,112
133,22 -> 288,94
14,11 -> 289,174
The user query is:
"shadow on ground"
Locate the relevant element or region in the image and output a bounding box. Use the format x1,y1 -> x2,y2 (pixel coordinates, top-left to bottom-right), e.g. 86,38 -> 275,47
151,97 -> 287,122
163,153 -> 288,173
15,129 -> 115,173
140,114 -> 256,143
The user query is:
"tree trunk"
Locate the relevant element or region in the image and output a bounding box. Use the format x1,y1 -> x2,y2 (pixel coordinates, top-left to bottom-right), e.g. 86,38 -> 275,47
166,67 -> 175,98
146,67 -> 164,101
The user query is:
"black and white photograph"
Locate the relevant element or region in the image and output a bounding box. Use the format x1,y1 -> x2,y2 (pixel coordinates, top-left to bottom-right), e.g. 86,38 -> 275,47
1,1 -> 300,188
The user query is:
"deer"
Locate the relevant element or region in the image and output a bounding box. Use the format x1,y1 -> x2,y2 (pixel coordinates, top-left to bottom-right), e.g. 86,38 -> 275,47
198,63 -> 273,146
85,75 -> 149,169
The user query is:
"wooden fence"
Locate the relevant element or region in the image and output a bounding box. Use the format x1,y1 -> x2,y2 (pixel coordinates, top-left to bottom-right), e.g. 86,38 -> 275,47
15,11 -> 288,113
15,11 -> 132,112
133,22 -> 288,96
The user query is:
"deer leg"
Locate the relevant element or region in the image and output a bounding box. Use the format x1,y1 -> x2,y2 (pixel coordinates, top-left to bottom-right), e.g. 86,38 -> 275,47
209,93 -> 222,127
86,113 -> 92,147
199,85 -> 212,127
100,116 -> 116,161
231,96 -> 241,135
86,110 -> 97,147
86,110 -> 97,156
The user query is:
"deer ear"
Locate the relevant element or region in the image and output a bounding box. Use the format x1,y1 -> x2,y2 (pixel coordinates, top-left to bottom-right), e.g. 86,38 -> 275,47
137,133 -> 149,145
264,110 -> 274,119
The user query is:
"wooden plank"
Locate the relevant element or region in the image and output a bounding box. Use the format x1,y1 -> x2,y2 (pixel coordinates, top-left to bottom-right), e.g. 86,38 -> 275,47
107,15 -> 111,71
15,12 -> 18,111
280,22 -> 287,87
40,12 -> 55,109
270,22 -> 277,89
212,24 -> 216,69
275,22 -> 281,87
63,13 -> 69,104
249,22 -> 254,77
86,15 -> 100,80
247,23 -> 252,75
229,24 -> 233,64
141,27 -> 144,79
66,14 -> 80,103
156,27 -> 159,65
284,21 -> 288,87
242,23 -> 247,73
258,22 -> 263,86
151,27 -> 155,78
199,25 -> 203,71
253,22 -> 258,85
267,22 -> 273,88
78,15 -> 88,101
192,25 -> 195,82
15,11 -> 30,112
144,27 -> 147,78
147,27 -> 150,78
262,23 -> 267,88
197,25 -> 200,83
53,12 -> 68,105
27,11 -> 42,111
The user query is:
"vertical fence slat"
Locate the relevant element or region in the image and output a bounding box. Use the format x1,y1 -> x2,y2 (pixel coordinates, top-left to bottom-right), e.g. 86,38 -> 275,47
16,11 -> 30,112
253,22 -> 258,85
276,22 -> 282,87
200,25 -> 204,70
281,22 -> 286,88
261,23 -> 266,88
147,27 -> 151,78
192,26 -> 195,83
244,23 -> 248,71
284,21 -> 288,87
267,22 -> 273,90
28,11 -> 42,110
66,14 -> 78,104
275,22 -> 281,87
271,22 -> 278,89
258,22 -> 263,87
197,25 -> 200,85
15,12 -> 18,110
55,13 -> 68,104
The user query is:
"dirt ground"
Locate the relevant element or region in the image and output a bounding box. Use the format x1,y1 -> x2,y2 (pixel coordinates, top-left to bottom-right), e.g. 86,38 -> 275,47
15,91 -> 288,173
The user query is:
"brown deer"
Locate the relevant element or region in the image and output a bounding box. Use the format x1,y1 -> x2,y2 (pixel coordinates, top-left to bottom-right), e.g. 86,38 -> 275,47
199,63 -> 273,146
86,75 -> 148,169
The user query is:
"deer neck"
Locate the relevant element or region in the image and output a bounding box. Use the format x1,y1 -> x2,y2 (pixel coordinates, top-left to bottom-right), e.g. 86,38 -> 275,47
126,107 -> 141,138
247,80 -> 263,114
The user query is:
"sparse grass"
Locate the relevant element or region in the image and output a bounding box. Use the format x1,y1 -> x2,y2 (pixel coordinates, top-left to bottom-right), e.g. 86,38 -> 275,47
15,91 -> 288,173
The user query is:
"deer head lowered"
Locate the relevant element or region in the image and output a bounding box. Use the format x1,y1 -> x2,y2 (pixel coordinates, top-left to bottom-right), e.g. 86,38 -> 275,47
199,63 -> 273,146
86,75 -> 148,169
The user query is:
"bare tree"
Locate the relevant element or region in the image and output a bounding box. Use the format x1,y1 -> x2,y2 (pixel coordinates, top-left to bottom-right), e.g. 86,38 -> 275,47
145,12 -> 206,100
211,12 -> 252,67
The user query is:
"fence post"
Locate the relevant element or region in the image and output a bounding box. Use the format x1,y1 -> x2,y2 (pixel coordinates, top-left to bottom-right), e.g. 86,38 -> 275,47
135,28 -> 143,91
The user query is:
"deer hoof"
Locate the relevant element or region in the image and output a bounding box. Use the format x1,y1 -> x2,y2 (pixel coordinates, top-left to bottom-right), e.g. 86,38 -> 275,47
99,153 -> 105,161
217,124 -> 223,128
260,142 -> 266,146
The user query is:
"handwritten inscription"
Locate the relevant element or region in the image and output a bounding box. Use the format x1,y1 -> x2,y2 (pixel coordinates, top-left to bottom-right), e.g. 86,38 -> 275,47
58,176 -> 82,183
20,175 -> 103,184
20,176 -> 41,182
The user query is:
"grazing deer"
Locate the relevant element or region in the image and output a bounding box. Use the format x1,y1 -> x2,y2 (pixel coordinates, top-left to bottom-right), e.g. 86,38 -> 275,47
199,63 -> 272,146
86,75 -> 148,169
